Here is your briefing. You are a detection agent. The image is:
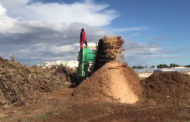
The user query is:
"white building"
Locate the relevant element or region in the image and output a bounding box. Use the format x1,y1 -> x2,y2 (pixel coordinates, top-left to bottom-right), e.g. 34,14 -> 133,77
44,60 -> 78,69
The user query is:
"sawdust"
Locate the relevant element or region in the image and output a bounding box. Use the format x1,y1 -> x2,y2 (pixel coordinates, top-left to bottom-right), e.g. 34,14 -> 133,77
73,61 -> 142,104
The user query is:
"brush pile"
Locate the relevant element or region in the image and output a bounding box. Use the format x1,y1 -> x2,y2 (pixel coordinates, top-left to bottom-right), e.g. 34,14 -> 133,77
94,36 -> 124,71
0,57 -> 70,106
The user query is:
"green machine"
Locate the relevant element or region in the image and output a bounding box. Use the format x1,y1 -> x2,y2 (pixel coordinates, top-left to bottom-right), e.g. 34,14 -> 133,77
77,45 -> 97,79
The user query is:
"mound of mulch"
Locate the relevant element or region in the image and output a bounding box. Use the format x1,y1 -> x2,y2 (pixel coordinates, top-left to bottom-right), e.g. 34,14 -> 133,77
94,36 -> 124,71
140,71 -> 190,106
72,62 -> 142,104
0,58 -> 70,106
101,36 -> 124,59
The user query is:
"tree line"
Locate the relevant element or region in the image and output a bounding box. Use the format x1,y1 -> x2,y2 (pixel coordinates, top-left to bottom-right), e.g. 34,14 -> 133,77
133,63 -> 190,69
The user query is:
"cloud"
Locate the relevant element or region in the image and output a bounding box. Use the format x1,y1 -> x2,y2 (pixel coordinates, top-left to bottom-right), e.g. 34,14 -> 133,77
0,0 -> 29,9
1,0 -> 118,27
124,39 -> 182,66
110,27 -> 148,32
149,37 -> 171,41
0,1 -> 110,65
0,21 -> 106,65
129,33 -> 141,37
0,4 -> 17,32
0,0 -> 183,66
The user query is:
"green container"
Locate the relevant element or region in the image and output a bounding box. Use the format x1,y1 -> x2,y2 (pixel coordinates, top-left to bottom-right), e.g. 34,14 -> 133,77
78,46 -> 96,79
83,47 -> 96,62
79,47 -> 96,62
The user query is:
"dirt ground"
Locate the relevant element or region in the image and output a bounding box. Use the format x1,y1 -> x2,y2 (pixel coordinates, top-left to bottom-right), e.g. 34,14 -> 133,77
0,86 -> 190,122
0,59 -> 190,122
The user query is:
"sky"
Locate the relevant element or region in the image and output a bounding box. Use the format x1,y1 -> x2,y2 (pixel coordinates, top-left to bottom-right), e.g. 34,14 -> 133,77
0,0 -> 189,66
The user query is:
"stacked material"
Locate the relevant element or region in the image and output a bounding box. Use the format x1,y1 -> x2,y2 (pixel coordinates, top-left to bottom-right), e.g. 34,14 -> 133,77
73,62 -> 142,104
94,36 -> 124,71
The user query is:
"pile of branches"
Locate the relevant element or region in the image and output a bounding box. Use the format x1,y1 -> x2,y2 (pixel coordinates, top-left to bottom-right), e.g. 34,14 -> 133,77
0,57 -> 71,106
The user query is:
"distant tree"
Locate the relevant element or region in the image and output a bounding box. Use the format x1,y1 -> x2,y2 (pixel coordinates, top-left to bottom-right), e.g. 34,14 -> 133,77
157,64 -> 169,68
138,66 -> 144,69
185,65 -> 190,67
132,65 -> 144,69
151,65 -> 155,68
170,63 -> 180,67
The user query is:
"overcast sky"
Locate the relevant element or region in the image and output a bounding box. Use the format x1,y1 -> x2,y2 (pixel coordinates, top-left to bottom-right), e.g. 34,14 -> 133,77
0,0 -> 189,66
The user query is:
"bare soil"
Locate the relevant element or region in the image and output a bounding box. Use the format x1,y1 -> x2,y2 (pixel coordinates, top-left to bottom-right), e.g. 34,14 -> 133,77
0,59 -> 190,122
2,87 -> 190,122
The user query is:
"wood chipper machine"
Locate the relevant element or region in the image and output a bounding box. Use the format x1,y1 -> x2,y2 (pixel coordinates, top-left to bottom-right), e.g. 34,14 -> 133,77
77,36 -> 124,81
77,43 -> 97,80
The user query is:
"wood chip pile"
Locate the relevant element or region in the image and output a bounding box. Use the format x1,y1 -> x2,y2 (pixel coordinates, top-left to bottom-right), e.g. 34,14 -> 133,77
94,36 -> 124,71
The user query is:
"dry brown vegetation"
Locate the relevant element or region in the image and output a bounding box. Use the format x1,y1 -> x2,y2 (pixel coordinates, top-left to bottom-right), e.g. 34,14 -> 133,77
0,57 -> 71,106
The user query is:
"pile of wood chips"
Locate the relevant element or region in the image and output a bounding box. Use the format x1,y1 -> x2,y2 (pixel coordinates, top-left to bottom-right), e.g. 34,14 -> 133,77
94,36 -> 124,71
103,36 -> 124,59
